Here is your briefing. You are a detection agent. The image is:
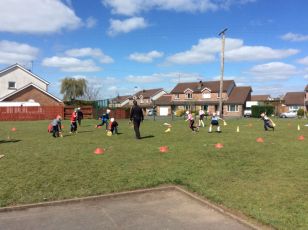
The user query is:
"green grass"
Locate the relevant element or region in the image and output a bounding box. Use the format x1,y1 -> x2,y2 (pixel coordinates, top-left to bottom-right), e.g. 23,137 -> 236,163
0,118 -> 308,229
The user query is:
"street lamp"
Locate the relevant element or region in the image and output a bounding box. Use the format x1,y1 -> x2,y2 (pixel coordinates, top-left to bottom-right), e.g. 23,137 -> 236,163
218,28 -> 228,118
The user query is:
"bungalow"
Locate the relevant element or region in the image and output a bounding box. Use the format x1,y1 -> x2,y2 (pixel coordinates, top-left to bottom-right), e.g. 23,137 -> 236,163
128,88 -> 167,114
156,80 -> 252,117
109,95 -> 130,108
283,92 -> 305,112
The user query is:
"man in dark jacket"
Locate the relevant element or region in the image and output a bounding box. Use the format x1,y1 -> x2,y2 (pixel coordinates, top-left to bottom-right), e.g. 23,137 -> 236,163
130,100 -> 144,139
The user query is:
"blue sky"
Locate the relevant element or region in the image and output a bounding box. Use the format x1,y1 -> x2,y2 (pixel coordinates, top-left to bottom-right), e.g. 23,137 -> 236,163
0,0 -> 308,99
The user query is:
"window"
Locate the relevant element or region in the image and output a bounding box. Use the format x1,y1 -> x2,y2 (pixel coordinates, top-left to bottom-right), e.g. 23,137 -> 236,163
227,105 -> 239,112
184,105 -> 191,111
289,105 -> 300,111
202,93 -> 211,99
186,93 -> 193,99
174,94 -> 180,99
8,81 -> 16,89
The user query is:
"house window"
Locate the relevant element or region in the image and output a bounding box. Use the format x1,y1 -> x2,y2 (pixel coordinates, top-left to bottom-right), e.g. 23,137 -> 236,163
175,94 -> 180,99
186,93 -> 193,99
227,105 -> 239,112
202,93 -> 211,99
289,105 -> 300,111
184,105 -> 191,111
8,81 -> 16,89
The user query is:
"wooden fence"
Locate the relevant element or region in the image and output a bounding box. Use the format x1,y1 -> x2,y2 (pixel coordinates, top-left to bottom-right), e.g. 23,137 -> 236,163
0,106 -> 64,121
64,106 -> 93,120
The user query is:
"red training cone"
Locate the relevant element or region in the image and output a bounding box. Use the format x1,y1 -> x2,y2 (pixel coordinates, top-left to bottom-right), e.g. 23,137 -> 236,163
215,143 -> 224,149
94,148 -> 104,155
256,137 -> 264,143
11,127 -> 16,132
159,146 -> 169,153
298,135 -> 305,141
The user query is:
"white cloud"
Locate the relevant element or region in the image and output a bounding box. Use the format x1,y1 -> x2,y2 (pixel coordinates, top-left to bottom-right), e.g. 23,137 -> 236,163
65,48 -> 114,64
85,17 -> 97,28
225,46 -> 299,61
0,0 -> 82,34
107,17 -> 148,36
0,40 -> 39,65
129,50 -> 164,63
166,37 -> 299,65
247,62 -> 299,81
281,32 -> 308,42
125,72 -> 203,84
42,56 -> 101,72
102,0 -> 254,16
297,56 -> 308,65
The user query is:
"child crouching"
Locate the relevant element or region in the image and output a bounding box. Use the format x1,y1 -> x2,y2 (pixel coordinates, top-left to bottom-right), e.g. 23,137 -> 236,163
109,118 -> 119,135
51,115 -> 62,138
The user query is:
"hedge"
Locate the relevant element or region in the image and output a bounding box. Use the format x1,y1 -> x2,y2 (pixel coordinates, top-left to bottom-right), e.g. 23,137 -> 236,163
251,105 -> 274,118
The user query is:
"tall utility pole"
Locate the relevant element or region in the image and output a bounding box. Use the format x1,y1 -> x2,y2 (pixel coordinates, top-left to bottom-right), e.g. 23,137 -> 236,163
218,28 -> 228,118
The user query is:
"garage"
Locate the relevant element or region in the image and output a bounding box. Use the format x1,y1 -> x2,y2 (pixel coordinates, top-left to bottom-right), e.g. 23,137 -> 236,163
159,106 -> 169,116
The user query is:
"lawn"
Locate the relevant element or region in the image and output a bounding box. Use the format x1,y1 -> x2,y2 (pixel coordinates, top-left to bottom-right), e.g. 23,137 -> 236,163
0,117 -> 308,229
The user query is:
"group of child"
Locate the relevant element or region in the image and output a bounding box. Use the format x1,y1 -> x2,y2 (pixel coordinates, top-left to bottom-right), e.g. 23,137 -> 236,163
186,110 -> 226,133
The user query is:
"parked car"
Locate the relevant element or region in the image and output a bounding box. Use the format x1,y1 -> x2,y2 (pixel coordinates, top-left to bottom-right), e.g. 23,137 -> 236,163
148,109 -> 156,116
244,108 -> 252,117
279,110 -> 297,118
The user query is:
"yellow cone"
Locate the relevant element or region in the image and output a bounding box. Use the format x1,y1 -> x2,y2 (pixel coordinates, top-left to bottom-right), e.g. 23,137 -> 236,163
298,124 -> 300,131
236,126 -> 240,132
165,128 -> 171,133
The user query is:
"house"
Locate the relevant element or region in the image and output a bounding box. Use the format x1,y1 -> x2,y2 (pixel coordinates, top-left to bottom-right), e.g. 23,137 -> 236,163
109,95 -> 130,108
283,92 -> 305,112
0,64 -> 62,106
305,85 -> 308,111
156,80 -> 252,117
251,95 -> 272,102
128,88 -> 167,114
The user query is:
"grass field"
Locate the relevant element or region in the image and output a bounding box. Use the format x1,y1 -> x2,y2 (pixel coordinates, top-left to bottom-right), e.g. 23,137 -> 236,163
0,117 -> 308,229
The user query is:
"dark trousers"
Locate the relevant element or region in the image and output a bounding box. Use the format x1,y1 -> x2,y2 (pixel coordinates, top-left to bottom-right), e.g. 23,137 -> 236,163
97,121 -> 108,130
52,125 -> 59,137
111,127 -> 118,135
78,119 -> 82,126
189,120 -> 196,131
264,121 -> 274,131
71,121 -> 77,132
133,119 -> 141,139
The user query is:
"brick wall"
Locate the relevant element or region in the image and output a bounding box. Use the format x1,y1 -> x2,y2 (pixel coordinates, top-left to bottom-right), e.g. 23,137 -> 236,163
3,86 -> 63,106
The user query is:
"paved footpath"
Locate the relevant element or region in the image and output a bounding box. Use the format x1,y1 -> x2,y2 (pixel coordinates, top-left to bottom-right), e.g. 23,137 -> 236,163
0,188 -> 256,230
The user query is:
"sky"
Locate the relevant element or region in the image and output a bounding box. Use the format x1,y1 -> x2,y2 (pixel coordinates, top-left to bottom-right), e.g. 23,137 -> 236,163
0,0 -> 308,99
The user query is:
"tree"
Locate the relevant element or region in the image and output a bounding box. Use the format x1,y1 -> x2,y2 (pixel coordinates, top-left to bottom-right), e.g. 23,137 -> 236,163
83,85 -> 102,101
60,78 -> 87,101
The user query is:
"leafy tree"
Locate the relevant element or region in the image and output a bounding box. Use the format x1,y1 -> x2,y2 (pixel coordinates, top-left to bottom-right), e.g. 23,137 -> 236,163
60,78 -> 87,101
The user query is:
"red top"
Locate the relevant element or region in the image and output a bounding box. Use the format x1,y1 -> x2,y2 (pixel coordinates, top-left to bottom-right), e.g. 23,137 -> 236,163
70,112 -> 77,122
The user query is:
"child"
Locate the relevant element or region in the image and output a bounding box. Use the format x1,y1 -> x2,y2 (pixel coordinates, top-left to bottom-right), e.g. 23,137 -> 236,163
208,112 -> 225,133
260,112 -> 275,131
109,118 -> 119,135
198,109 -> 205,127
186,111 -> 198,132
51,115 -> 62,138
96,109 -> 111,130
70,109 -> 78,133
77,107 -> 83,126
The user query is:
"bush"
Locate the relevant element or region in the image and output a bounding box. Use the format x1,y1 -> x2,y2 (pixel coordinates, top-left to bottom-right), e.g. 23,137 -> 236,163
251,105 -> 274,118
297,108 -> 304,117
175,109 -> 185,117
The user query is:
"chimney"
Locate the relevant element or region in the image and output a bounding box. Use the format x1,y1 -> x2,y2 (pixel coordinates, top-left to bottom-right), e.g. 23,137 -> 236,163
197,80 -> 203,90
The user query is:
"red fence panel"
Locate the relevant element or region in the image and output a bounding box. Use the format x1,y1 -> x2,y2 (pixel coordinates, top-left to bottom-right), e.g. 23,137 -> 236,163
0,106 -> 64,121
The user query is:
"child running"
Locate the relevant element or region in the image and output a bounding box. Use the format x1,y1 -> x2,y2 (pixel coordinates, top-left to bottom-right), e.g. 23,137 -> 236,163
186,111 -> 198,132
198,109 -> 205,127
260,112 -> 275,131
51,115 -> 62,138
96,109 -> 111,130
70,109 -> 78,134
208,112 -> 225,133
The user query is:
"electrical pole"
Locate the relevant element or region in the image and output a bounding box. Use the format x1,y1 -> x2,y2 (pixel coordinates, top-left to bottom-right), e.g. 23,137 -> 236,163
218,28 -> 227,118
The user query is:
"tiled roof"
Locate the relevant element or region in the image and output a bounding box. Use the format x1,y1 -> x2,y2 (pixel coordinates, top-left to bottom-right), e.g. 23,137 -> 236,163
284,92 -> 305,105
170,80 -> 235,94
132,88 -> 164,99
251,95 -> 271,101
110,95 -> 130,103
226,86 -> 252,104
155,94 -> 172,105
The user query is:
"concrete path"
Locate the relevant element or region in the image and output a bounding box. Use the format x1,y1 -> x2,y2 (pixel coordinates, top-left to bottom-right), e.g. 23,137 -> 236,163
0,187 -> 256,230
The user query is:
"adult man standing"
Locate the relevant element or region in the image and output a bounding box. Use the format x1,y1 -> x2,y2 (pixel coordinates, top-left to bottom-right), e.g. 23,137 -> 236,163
130,100 -> 144,139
